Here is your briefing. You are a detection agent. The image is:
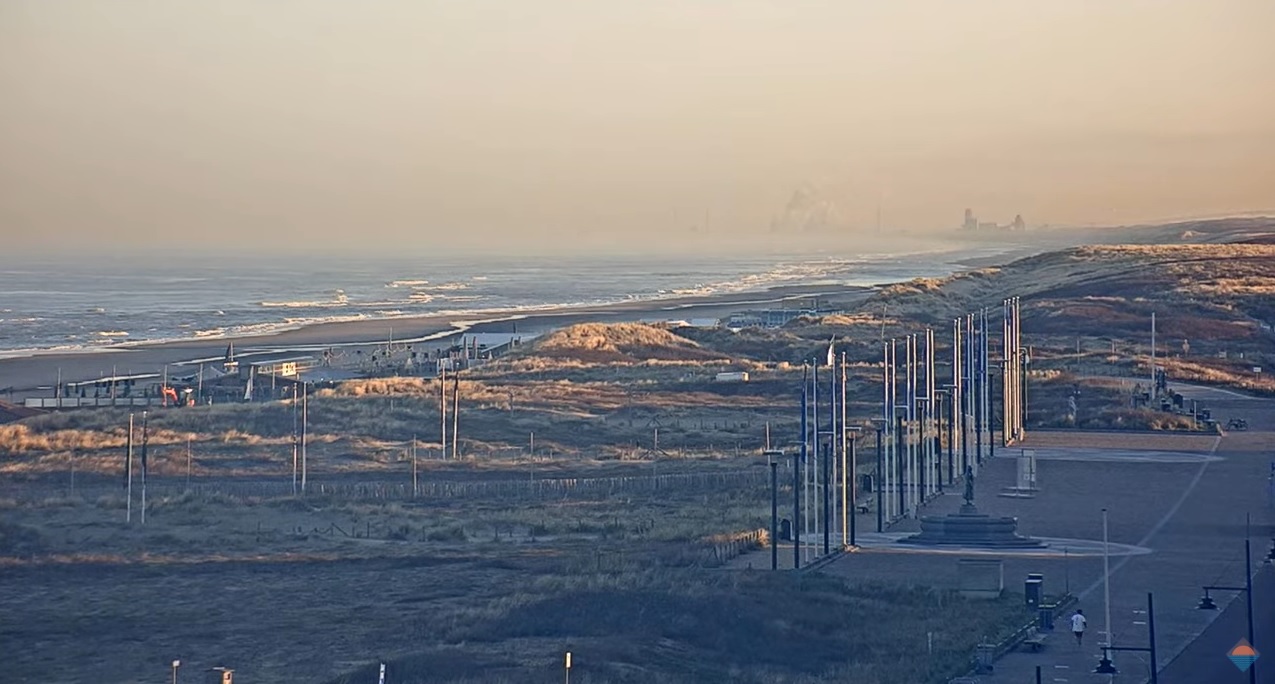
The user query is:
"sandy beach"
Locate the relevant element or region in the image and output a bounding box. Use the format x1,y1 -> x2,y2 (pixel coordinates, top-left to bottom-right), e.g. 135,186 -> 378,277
4,221 -> 1235,400
0,282 -> 874,397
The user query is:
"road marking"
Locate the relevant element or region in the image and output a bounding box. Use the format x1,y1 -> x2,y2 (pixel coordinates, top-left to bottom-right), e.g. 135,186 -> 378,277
1133,621 -> 1147,625
1054,664 -> 1070,669
1079,436 -> 1221,600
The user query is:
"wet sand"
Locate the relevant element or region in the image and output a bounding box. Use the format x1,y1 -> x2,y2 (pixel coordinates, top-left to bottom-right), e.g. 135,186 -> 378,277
0,282 -> 873,397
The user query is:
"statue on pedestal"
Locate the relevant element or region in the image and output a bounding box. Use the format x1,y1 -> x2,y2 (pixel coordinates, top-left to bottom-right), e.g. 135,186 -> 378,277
963,465 -> 976,507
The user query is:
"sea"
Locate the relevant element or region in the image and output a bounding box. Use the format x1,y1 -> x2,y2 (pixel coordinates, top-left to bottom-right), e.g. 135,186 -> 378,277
0,248 -> 1007,358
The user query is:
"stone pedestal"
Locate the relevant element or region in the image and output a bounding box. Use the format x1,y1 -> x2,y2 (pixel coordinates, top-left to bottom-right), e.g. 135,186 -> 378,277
900,503 -> 1043,548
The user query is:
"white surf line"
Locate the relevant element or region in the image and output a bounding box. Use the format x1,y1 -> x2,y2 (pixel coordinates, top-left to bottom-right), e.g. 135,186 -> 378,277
1078,435 -> 1222,601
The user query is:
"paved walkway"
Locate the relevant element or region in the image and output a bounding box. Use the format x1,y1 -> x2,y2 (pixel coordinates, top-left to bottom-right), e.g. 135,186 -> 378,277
805,382 -> 1275,684
972,383 -> 1275,684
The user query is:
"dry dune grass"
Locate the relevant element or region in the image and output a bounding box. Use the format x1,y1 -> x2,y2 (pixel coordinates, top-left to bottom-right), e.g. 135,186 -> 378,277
526,323 -> 725,363
0,423 -> 193,455
864,243 -> 1275,324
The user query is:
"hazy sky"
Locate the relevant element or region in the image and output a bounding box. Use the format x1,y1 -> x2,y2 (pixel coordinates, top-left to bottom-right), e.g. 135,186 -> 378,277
2,1 -> 1273,255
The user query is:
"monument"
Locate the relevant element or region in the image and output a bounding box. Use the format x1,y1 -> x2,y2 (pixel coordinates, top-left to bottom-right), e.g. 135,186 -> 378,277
900,466 -> 1044,548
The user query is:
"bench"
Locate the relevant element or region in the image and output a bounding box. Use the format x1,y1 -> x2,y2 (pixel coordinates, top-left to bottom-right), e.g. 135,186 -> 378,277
1021,628 -> 1048,652
855,497 -> 875,515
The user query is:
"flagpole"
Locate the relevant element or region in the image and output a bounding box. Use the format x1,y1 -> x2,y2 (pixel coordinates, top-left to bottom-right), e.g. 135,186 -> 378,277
292,384 -> 299,496
126,413 -> 134,523
140,410 -> 148,525
301,384 -> 308,494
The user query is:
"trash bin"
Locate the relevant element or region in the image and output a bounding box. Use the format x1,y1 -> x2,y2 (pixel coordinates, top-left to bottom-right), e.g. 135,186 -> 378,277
779,519 -> 792,541
1025,575 -> 1043,609
974,643 -> 995,674
1038,605 -> 1055,631
860,474 -> 873,493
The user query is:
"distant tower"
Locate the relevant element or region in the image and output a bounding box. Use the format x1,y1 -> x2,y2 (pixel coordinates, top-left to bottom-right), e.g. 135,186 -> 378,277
1012,214 -> 1026,231
963,209 -> 978,231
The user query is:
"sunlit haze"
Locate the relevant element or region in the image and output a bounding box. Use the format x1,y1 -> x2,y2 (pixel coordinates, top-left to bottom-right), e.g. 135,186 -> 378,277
2,1 -> 1273,256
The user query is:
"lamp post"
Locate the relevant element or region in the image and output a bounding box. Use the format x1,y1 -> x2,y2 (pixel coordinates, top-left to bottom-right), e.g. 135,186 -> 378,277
923,395 -> 933,502
844,426 -> 862,547
1094,592 -> 1158,683
172,659 -> 181,684
1197,536 -> 1257,684
934,389 -> 949,492
871,418 -> 886,533
942,384 -> 957,486
1102,508 -> 1113,659
894,406 -> 908,519
764,449 -> 784,571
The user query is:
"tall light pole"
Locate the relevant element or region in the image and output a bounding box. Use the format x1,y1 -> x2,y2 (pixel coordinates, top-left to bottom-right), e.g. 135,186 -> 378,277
1095,593 -> 1158,683
1197,531 -> 1258,684
172,659 -> 181,684
1103,508 -> 1113,657
845,426 -> 861,547
872,418 -> 885,533
764,450 -> 783,570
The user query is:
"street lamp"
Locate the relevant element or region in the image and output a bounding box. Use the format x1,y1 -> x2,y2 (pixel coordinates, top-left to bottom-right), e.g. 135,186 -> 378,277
1196,536 -> 1257,684
171,660 -> 181,684
843,426 -> 862,547
1094,592 -> 1158,683
916,396 -> 931,503
941,384 -> 957,486
763,449 -> 784,570
893,405 -> 909,519
870,418 -> 886,533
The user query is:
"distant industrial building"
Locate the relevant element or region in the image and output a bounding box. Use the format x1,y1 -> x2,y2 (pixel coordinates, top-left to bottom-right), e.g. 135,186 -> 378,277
961,209 -> 1027,232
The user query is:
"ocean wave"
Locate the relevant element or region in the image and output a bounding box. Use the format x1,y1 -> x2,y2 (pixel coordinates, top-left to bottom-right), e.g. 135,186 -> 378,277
0,248 -> 991,357
261,290 -> 349,308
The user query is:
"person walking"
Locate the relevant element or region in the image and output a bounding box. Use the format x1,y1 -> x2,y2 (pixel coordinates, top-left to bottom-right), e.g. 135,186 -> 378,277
1070,609 -> 1087,647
